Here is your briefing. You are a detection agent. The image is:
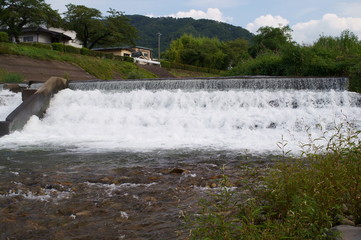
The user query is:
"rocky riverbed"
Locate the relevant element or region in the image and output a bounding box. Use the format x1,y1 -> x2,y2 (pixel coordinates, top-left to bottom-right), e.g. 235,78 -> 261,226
0,150 -> 272,240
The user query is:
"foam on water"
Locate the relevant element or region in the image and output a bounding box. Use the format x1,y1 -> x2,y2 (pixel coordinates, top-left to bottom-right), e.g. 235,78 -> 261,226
0,88 -> 360,154
0,89 -> 22,121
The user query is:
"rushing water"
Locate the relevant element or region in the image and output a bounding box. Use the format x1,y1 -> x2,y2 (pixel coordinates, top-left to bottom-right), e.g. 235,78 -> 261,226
0,78 -> 360,239
0,87 -> 360,154
0,89 -> 22,121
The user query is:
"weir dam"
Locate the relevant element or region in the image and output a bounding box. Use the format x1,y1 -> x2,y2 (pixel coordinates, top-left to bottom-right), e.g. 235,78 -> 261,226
0,76 -> 360,155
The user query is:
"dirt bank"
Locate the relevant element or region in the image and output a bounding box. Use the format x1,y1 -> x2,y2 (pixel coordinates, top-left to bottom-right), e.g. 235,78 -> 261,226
0,55 -> 97,82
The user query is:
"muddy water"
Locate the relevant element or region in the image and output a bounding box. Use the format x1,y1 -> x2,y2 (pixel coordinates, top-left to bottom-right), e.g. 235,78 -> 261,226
0,150 -> 271,240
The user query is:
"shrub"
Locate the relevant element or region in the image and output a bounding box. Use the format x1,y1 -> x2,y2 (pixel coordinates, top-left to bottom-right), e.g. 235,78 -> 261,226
51,43 -> 65,52
0,32 -> 9,42
187,122 -> 361,239
80,47 -> 91,56
0,69 -> 24,83
123,56 -> 134,62
19,42 -> 52,50
31,42 -> 52,50
103,52 -> 114,59
64,45 -> 81,54
113,55 -> 134,62
126,70 -> 144,79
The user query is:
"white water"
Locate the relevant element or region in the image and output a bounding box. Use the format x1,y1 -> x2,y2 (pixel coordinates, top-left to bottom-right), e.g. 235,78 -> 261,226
0,88 -> 360,154
0,89 -> 22,121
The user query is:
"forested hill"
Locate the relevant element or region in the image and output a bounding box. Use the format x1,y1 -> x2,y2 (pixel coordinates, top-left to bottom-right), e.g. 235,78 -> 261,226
127,15 -> 254,55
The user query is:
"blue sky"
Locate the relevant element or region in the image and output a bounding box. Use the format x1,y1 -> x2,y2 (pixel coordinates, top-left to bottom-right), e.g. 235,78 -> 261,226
47,0 -> 361,44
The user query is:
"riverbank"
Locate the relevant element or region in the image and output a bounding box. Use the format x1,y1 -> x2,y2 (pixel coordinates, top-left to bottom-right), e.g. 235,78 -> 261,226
0,43 -> 219,83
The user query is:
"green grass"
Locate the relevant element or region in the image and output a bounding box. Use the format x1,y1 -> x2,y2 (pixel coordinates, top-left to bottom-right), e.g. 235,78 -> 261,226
168,68 -> 222,78
0,42 -> 156,80
0,68 -> 24,83
187,122 -> 361,240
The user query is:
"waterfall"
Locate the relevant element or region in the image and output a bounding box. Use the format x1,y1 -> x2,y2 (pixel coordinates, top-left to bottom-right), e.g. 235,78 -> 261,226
69,77 -> 349,91
0,89 -> 22,121
0,85 -> 360,154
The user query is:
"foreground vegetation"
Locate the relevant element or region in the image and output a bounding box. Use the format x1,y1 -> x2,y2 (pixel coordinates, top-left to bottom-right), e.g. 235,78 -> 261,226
187,123 -> 361,239
0,68 -> 24,83
0,42 -> 156,81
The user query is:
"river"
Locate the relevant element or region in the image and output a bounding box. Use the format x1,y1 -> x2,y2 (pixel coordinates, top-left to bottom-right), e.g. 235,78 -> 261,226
0,78 -> 360,239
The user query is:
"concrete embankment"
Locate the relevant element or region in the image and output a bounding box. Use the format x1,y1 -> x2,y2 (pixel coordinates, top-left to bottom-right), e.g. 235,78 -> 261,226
0,77 -> 68,137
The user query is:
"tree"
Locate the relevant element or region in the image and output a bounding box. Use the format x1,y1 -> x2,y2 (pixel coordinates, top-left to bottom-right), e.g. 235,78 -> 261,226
63,4 -> 137,49
0,0 -> 61,42
164,34 -> 230,70
222,38 -> 250,67
249,26 -> 294,57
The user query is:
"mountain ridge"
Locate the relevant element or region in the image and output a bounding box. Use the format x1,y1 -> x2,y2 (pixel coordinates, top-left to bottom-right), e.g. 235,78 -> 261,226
126,15 -> 254,57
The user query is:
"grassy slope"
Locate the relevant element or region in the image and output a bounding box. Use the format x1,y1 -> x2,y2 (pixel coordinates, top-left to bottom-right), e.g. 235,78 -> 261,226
0,42 -> 156,81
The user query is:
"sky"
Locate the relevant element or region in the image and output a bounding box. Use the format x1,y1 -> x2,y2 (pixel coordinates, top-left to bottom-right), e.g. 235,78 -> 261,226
46,0 -> 361,44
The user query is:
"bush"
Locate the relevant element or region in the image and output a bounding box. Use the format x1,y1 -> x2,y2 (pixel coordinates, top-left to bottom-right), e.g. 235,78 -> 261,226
0,69 -> 24,83
114,55 -> 133,62
348,60 -> 361,92
187,122 -> 361,239
126,70 -> 145,79
52,43 -> 81,54
228,53 -> 284,76
19,42 -> 52,50
51,43 -> 65,52
64,45 -> 81,54
103,52 -> 114,59
0,32 -> 9,42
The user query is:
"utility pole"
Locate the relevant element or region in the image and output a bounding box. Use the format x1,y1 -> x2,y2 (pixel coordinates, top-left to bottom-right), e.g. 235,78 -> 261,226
157,32 -> 161,60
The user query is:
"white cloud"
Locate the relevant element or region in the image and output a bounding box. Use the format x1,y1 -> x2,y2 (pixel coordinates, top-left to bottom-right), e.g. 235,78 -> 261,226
246,13 -> 361,44
151,8 -> 233,22
246,15 -> 289,33
292,13 -> 361,44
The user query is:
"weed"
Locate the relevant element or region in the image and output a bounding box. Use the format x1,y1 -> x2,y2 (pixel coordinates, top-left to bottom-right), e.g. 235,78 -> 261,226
186,122 -> 361,239
0,69 -> 24,83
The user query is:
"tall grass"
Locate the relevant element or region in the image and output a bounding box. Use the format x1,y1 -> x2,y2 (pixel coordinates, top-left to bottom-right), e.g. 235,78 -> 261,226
0,68 -> 24,83
187,122 -> 361,239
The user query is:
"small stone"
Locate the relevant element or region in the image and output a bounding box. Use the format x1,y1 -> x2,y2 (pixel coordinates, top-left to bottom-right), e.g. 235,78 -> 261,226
25,220 -> 47,231
210,183 -> 217,188
145,196 -> 157,202
209,175 -> 222,179
148,176 -> 163,181
76,210 -> 91,216
99,177 -> 112,183
169,168 -> 188,174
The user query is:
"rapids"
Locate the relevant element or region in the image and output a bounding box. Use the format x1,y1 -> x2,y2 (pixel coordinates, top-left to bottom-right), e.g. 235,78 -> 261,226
0,87 -> 360,154
0,89 -> 22,121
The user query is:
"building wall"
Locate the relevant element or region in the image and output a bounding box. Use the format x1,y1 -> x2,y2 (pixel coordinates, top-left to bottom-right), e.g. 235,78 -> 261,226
38,33 -> 52,44
16,28 -> 83,48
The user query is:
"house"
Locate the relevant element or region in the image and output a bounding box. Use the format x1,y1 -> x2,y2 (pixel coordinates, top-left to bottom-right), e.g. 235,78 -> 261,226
15,27 -> 82,48
93,46 -> 160,66
93,46 -> 153,60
